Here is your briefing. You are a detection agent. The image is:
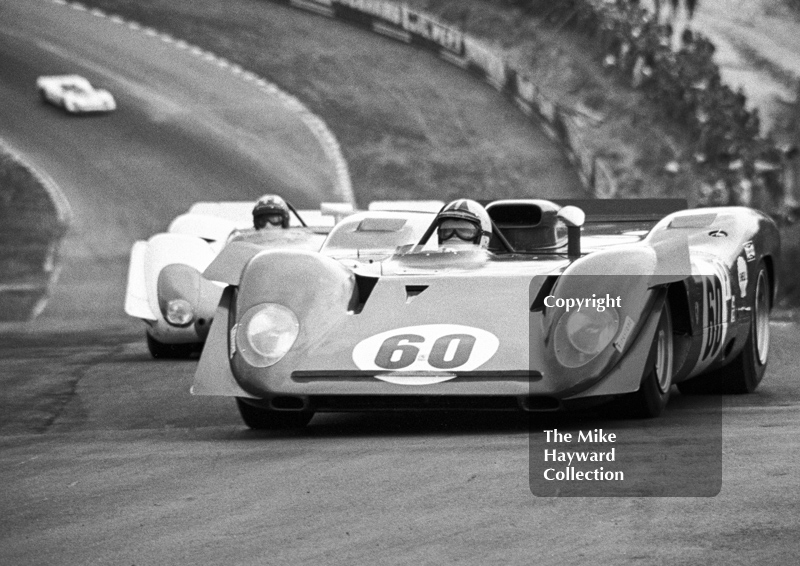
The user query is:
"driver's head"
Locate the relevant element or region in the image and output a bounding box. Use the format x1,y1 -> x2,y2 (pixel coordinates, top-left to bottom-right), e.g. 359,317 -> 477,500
435,199 -> 492,250
252,194 -> 290,230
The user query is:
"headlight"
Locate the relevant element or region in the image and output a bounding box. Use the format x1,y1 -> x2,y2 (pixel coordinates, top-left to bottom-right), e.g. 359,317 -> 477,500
554,307 -> 619,368
236,303 -> 299,368
165,299 -> 194,326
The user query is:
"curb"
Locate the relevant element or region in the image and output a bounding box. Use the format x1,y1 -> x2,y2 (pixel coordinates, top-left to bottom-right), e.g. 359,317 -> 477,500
0,138 -> 71,322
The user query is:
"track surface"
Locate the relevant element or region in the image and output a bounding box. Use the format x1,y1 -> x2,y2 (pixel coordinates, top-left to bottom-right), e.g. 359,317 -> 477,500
1,1 -> 799,564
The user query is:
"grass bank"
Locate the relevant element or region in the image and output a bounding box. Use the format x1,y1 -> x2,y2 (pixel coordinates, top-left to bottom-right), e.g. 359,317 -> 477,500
76,0 -> 581,205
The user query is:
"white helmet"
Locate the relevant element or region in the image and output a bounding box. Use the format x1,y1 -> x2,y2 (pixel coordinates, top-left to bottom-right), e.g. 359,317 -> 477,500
252,194 -> 290,229
435,199 -> 492,249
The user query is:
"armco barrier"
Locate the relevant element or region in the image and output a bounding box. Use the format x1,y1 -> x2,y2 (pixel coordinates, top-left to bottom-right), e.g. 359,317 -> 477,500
279,0 -> 618,198
0,140 -> 71,322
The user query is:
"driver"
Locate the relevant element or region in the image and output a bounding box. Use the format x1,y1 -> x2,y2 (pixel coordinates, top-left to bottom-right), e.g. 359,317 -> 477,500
435,199 -> 492,250
252,194 -> 290,230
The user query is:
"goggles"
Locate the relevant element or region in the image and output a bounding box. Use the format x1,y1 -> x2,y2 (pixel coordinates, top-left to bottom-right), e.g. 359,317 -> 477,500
254,214 -> 285,229
438,224 -> 481,242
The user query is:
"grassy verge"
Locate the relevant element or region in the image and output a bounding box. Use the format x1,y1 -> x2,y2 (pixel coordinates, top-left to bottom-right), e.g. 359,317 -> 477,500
0,146 -> 69,321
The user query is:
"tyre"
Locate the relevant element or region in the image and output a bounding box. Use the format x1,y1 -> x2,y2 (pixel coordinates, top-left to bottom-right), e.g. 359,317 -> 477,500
623,301 -> 674,418
146,332 -> 195,359
678,262 -> 770,395
236,398 -> 314,430
38,89 -> 47,102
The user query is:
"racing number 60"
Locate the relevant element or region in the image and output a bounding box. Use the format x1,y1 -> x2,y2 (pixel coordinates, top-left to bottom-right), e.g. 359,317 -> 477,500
374,334 -> 477,370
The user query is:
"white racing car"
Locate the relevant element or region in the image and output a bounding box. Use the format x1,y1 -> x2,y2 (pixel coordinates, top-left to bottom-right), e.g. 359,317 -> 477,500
124,199 -> 444,358
36,75 -> 116,113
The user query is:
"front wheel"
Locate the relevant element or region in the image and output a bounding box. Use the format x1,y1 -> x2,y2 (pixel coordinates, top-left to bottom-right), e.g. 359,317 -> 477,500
236,398 -> 314,430
623,301 -> 674,418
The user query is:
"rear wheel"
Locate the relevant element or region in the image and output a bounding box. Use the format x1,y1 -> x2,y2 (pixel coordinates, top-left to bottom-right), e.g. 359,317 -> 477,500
623,302 -> 674,418
678,262 -> 770,395
236,398 -> 314,430
146,332 -> 195,359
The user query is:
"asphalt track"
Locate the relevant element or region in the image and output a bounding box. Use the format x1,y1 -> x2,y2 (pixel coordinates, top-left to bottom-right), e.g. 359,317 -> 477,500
1,1 -> 799,564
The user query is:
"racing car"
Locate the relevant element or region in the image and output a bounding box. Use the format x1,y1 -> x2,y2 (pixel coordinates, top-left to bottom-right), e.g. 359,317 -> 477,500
125,199 -> 443,358
191,198 -> 780,428
36,75 -> 116,113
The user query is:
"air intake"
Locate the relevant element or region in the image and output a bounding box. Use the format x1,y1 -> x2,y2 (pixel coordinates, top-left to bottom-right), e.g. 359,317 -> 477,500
405,285 -> 428,304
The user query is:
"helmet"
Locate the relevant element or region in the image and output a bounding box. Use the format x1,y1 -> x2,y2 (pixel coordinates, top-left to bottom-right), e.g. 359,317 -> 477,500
435,199 -> 492,249
252,194 -> 290,229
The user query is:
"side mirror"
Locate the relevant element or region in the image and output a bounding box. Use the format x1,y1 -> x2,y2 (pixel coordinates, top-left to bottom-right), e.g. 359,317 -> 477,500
557,206 -> 585,259
321,202 -> 356,224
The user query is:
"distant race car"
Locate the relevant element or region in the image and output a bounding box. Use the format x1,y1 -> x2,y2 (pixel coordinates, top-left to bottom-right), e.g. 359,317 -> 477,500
191,198 -> 780,429
36,75 -> 116,113
124,199 -> 443,358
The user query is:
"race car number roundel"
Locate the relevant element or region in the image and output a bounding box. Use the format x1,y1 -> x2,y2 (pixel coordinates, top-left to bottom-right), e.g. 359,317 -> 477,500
352,324 -> 500,374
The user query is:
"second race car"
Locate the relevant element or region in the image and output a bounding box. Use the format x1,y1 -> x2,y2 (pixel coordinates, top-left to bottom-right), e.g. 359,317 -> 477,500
37,75 -> 116,113
124,196 -> 443,358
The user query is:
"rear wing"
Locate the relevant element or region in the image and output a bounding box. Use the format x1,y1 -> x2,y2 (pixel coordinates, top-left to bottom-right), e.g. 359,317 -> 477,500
549,199 -> 687,222
477,198 -> 686,223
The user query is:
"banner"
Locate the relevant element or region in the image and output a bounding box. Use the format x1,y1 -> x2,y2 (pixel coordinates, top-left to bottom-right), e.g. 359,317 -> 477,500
463,37 -> 507,90
400,7 -> 463,55
335,0 -> 401,25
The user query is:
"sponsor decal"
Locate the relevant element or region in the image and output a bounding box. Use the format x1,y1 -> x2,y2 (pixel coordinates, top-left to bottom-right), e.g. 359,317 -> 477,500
613,316 -> 636,352
697,259 -> 732,364
743,241 -> 756,262
352,324 -> 499,376
401,8 -> 463,54
737,256 -> 748,298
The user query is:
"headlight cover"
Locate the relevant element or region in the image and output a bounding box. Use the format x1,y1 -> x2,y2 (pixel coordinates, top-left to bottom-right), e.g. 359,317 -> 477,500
554,307 -> 619,368
236,303 -> 300,368
165,298 -> 194,326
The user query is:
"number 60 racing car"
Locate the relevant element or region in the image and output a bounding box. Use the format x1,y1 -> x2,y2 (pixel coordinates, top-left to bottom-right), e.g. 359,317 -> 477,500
191,198 -> 780,428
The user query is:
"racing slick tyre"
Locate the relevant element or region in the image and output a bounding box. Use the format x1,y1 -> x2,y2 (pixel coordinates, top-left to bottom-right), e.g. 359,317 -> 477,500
678,262 -> 770,395
235,398 -> 314,430
623,302 -> 674,418
146,332 -> 195,359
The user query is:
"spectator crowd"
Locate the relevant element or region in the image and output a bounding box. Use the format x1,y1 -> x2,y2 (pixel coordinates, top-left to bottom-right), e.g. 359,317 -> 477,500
569,0 -> 787,207
501,0 -> 791,209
